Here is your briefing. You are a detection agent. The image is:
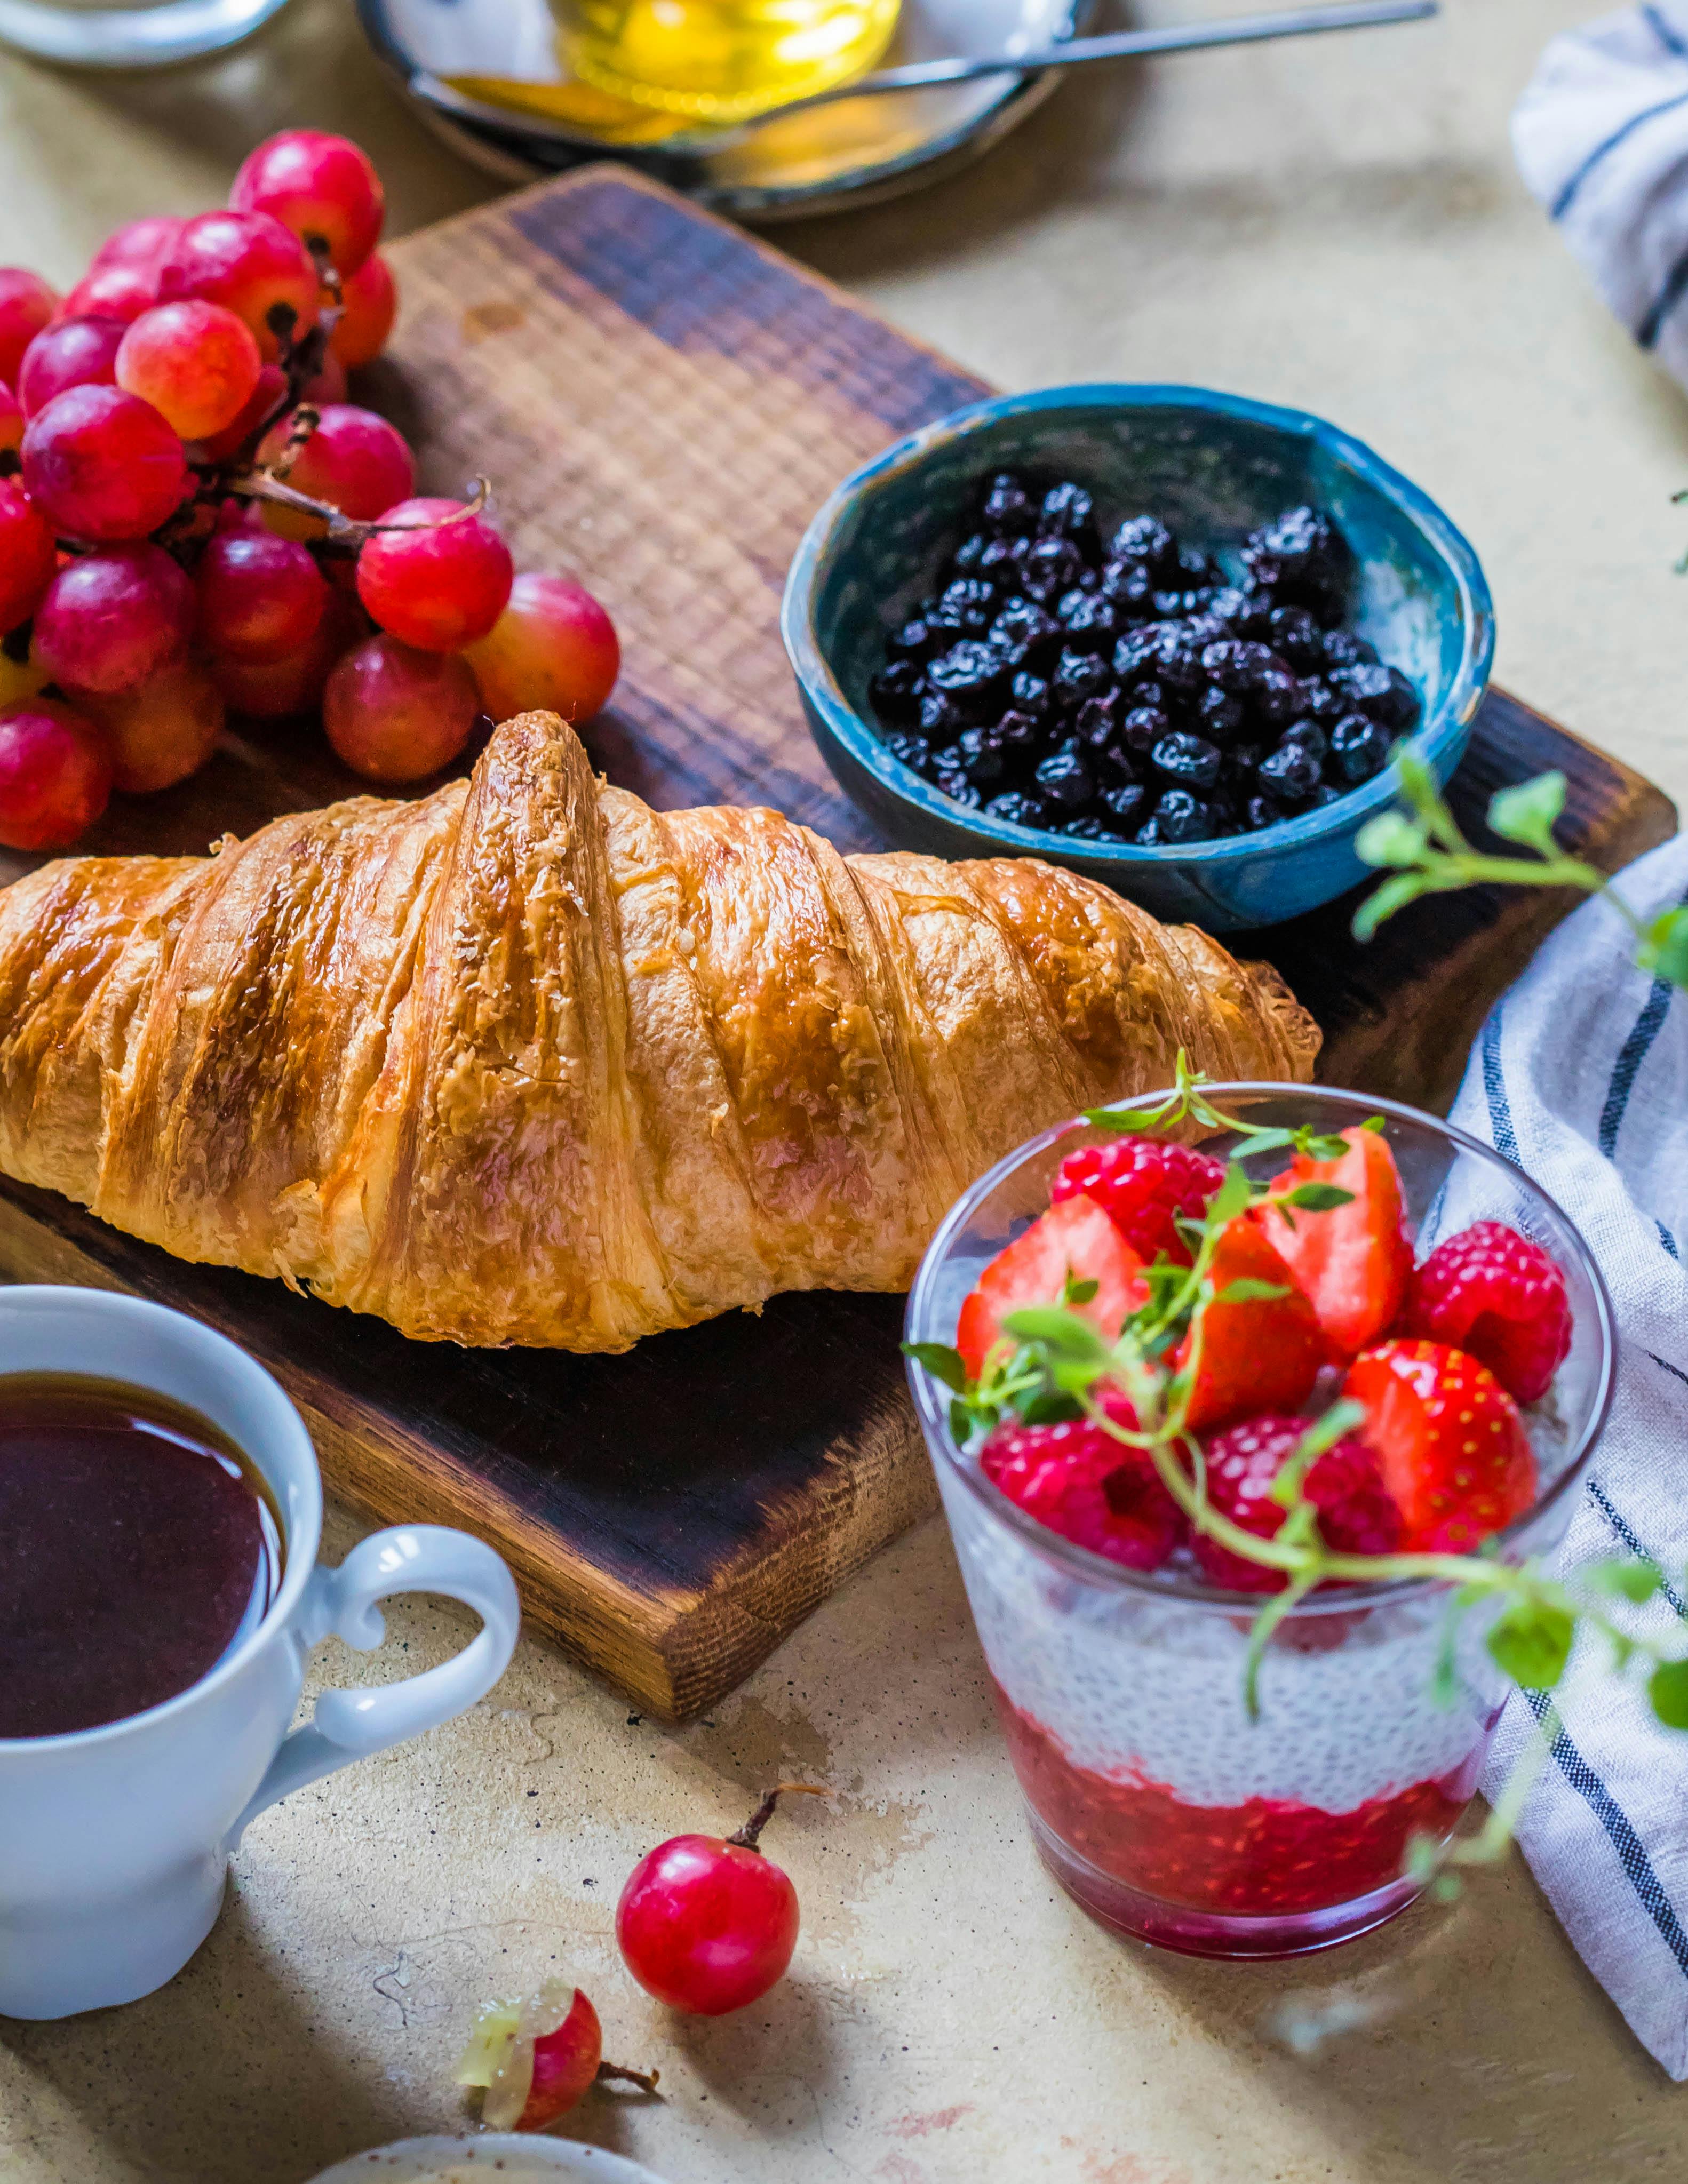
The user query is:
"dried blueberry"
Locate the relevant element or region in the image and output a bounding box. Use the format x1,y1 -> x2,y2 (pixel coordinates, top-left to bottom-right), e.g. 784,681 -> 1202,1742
1253,667 -> 1309,729
1039,482 -> 1095,541
1153,790 -> 1218,843
979,533 -> 1031,581
1053,648 -> 1111,706
996,707 -> 1043,750
870,659 -> 925,720
1103,783 -> 1148,828
985,789 -> 1052,828
958,727 -> 1008,787
1059,815 -> 1118,840
1200,639 -> 1281,693
1279,719 -> 1328,763
990,599 -> 1061,659
1058,591 -> 1120,643
1100,559 -> 1156,615
981,473 -> 1036,534
932,578 -> 998,636
927,640 -> 1007,715
1307,783 -> 1342,807
1036,747 -> 1097,809
1244,794 -> 1281,831
1134,818 -> 1166,846
920,690 -> 965,737
1329,711 -> 1391,783
1328,661 -> 1420,729
1151,731 -> 1222,790
1196,686 -> 1245,742
1075,690 -> 1121,746
1257,740 -> 1321,803
883,732 -> 931,773
1205,586 -> 1252,628
888,617 -> 934,660
1242,506 -> 1351,611
1125,623 -> 1205,694
951,532 -> 990,576
1121,705 -> 1170,755
1176,544 -> 1221,586
1021,536 -> 1085,602
1109,514 -> 1175,573
935,774 -> 983,810
1011,670 -> 1052,717
1320,628 -> 1378,671
1299,677 -> 1345,722
1266,605 -> 1324,674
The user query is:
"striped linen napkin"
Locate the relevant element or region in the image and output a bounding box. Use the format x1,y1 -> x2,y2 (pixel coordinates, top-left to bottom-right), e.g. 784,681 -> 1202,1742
1513,2 -> 1688,386
1448,832 -> 1688,2077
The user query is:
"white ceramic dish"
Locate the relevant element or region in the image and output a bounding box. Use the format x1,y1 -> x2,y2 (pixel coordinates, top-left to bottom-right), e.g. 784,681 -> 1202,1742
308,2135 -> 671,2183
355,0 -> 1093,219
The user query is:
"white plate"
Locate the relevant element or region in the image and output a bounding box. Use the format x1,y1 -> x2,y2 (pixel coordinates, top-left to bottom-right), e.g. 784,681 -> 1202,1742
356,0 -> 1093,219
308,2134 -> 671,2184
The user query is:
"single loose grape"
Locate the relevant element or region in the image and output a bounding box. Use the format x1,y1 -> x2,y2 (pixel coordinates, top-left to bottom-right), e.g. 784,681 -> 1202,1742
157,210 -> 320,363
21,384 -> 188,544
462,572 -> 619,724
328,250 -> 396,369
230,131 -> 385,276
17,315 -> 125,418
34,544 -> 195,696
322,633 -> 479,780
0,270 -> 60,388
117,301 -> 262,441
195,529 -> 327,661
77,655 -> 222,793
0,698 -> 113,849
356,496 -> 513,652
0,481 -> 58,632
256,402 -> 413,540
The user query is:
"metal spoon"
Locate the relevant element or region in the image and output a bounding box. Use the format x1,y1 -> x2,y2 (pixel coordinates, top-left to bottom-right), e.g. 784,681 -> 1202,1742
417,0 -> 1439,157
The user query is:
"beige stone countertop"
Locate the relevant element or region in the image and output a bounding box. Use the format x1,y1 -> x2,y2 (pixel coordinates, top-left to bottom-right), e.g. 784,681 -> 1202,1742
3,2 -> 1687,2179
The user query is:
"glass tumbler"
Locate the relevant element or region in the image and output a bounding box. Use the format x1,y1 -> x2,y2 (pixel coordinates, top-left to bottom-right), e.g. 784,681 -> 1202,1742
554,0 -> 903,121
904,1086 -> 1616,1959
0,0 -> 290,67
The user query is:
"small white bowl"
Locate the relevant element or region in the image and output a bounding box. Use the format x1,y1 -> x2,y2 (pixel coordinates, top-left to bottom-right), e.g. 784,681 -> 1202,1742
307,2137 -> 671,2184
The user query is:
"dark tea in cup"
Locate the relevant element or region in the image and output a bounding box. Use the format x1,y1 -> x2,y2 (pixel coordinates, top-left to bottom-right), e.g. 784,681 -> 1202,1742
0,1372 -> 282,1739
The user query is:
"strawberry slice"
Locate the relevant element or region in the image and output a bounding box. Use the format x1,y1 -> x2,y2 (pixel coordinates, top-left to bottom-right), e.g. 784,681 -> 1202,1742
1340,1338 -> 1537,1553
957,1194 -> 1148,1381
1258,1125 -> 1412,1360
1177,1216 -> 1325,1433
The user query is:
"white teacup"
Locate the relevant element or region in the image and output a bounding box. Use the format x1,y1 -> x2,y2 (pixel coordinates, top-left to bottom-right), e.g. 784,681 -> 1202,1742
0,1286 -> 522,2021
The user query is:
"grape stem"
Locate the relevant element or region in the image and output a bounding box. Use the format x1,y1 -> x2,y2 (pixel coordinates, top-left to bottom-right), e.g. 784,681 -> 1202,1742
728,1782 -> 830,1852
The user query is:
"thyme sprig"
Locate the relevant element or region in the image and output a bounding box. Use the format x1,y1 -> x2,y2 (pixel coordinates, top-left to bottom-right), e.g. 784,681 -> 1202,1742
905,1067 -> 1688,1890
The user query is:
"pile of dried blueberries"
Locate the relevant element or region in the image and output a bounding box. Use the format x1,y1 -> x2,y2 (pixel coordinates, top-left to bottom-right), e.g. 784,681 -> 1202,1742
866,474 -> 1421,847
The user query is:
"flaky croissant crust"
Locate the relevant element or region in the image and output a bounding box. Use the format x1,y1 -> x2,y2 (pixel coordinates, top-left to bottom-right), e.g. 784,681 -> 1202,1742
0,711 -> 1318,1350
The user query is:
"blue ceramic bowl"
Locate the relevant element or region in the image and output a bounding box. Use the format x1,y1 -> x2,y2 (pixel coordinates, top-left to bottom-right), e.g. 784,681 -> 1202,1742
781,385 -> 1494,932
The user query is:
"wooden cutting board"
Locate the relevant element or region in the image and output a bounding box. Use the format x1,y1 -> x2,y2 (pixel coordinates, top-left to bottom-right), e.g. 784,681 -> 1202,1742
0,168 -> 1673,1718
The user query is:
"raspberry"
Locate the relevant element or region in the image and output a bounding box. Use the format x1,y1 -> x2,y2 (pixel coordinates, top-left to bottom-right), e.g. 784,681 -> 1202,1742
1191,1413 -> 1402,1593
1403,1221 -> 1571,1404
980,1392 -> 1183,1571
1051,1133 -> 1225,1264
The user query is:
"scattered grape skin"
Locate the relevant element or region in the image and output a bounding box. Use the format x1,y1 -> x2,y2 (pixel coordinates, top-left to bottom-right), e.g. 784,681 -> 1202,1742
21,384 -> 188,544
17,315 -> 125,418
195,530 -> 328,662
157,210 -> 321,363
328,251 -> 396,370
116,300 -> 262,441
230,131 -> 385,277
0,270 -> 60,389
34,544 -> 194,696
256,402 -> 414,540
322,632 -> 480,780
356,497 -> 514,652
0,698 -> 113,850
0,480 -> 59,631
77,656 -> 224,793
463,572 -> 620,724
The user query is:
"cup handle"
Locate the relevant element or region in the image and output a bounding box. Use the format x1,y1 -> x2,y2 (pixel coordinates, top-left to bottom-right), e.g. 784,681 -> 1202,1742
231,1525 -> 520,1845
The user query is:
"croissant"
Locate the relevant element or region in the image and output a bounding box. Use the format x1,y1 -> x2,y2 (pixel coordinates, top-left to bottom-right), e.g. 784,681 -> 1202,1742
0,710 -> 1318,1350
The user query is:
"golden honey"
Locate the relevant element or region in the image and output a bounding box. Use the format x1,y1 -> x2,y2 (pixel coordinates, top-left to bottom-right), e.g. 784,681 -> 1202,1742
556,0 -> 903,121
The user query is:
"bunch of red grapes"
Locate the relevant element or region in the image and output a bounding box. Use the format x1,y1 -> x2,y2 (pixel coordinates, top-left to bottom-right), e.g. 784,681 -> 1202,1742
0,130 -> 619,853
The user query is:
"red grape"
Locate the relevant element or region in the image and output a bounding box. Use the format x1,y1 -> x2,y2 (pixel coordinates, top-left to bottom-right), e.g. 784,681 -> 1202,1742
298,350 -> 347,406
209,589 -> 360,717
58,263 -> 159,326
157,211 -> 320,363
329,251 -> 396,370
116,301 -> 262,441
91,217 -> 183,278
0,381 -> 22,458
322,633 -> 479,780
78,655 -> 222,793
195,529 -> 327,661
190,361 -> 286,464
616,1829 -> 800,2016
356,497 -> 513,652
256,402 -> 413,540
463,573 -> 619,724
21,384 -> 188,544
34,544 -> 194,695
0,270 -> 60,389
17,315 -> 126,418
0,481 -> 58,631
230,131 -> 385,278
0,698 -> 113,849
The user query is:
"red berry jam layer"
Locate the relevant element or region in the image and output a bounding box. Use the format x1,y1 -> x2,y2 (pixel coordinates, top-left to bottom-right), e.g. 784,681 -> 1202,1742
994,1683 -> 1468,1916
